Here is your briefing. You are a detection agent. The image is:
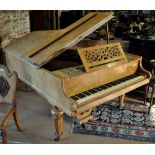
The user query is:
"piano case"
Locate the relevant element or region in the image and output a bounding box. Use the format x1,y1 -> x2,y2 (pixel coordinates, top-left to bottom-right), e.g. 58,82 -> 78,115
3,12 -> 114,115
3,12 -> 151,140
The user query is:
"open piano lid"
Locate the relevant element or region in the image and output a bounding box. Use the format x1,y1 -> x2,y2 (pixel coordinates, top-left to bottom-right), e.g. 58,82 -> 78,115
4,12 -> 114,68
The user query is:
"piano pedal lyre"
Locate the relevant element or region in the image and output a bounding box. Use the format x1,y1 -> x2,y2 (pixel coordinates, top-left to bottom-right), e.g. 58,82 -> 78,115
51,106 -> 63,141
75,109 -> 92,120
75,109 -> 93,125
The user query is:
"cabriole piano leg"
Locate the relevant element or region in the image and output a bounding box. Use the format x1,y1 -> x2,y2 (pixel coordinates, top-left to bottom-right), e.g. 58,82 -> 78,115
118,94 -> 125,108
51,106 -> 63,141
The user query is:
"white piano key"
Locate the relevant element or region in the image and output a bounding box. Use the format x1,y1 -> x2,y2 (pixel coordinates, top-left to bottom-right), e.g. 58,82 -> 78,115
71,74 -> 145,105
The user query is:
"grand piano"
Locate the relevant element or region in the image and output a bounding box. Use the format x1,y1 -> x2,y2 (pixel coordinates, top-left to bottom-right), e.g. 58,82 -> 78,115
3,12 -> 151,141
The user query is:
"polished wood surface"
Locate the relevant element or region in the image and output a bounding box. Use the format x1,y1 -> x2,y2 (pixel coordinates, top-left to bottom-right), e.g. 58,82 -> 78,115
4,44 -> 151,126
78,42 -> 127,73
51,106 -> 63,141
3,12 -> 151,141
26,13 -> 96,58
76,78 -> 150,114
63,53 -> 143,97
118,94 -> 125,108
4,12 -> 113,68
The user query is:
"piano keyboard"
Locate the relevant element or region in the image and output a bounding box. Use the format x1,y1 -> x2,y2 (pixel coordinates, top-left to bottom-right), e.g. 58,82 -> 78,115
70,74 -> 145,104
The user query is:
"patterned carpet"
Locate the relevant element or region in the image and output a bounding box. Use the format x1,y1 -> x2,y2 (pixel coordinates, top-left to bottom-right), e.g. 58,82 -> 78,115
72,101 -> 155,142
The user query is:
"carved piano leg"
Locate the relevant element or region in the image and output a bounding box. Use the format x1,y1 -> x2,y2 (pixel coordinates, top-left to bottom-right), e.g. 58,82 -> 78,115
51,106 -> 63,141
1,129 -> 7,144
148,87 -> 155,113
118,94 -> 125,108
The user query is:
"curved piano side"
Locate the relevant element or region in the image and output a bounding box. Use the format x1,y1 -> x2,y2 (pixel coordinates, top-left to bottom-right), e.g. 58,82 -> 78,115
4,52 -> 76,117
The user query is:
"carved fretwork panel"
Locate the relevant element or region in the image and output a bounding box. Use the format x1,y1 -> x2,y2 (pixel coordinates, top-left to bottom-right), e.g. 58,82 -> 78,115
0,76 -> 10,97
84,45 -> 122,64
78,42 -> 128,73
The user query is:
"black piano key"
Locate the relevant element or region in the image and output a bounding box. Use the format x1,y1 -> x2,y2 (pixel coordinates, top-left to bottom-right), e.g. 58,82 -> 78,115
114,81 -> 120,84
83,91 -> 91,96
88,89 -> 98,94
92,88 -> 100,93
81,93 -> 87,97
95,88 -> 102,91
107,83 -> 113,87
115,81 -> 120,84
92,89 -> 98,93
76,94 -> 81,99
110,81 -> 118,86
71,73 -> 141,101
124,78 -> 130,81
126,76 -> 132,80
121,79 -> 127,82
120,77 -> 127,81
128,76 -> 133,79
104,84 -> 111,88
118,79 -> 126,83
122,78 -> 128,82
77,94 -> 85,99
71,96 -> 79,100
100,85 -> 108,90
